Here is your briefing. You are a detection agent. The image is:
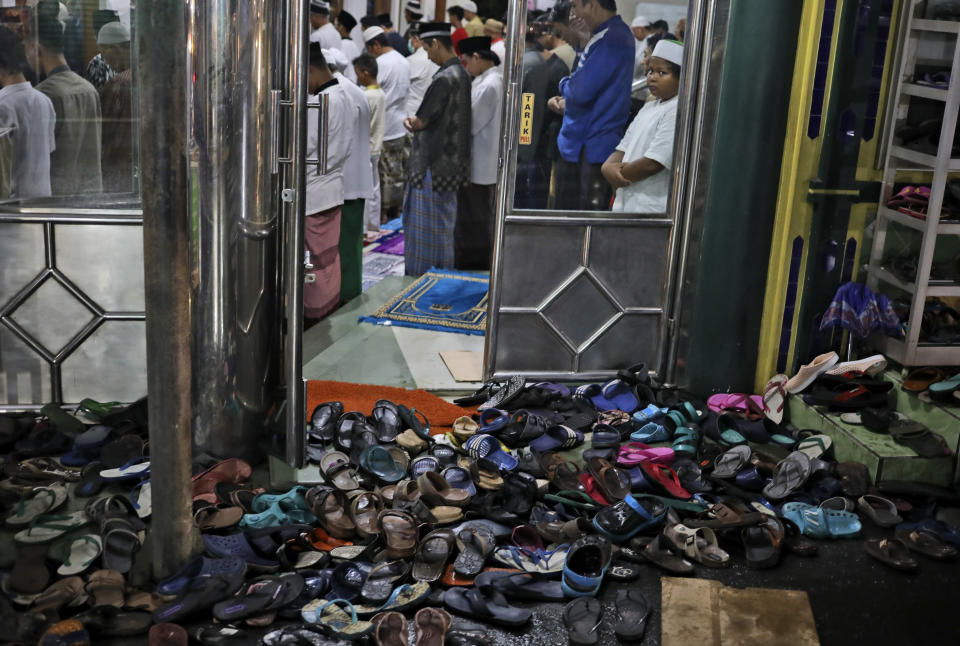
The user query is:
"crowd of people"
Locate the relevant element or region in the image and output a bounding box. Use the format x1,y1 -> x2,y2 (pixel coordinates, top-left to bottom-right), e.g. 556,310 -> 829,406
304,0 -> 688,324
0,3 -> 133,199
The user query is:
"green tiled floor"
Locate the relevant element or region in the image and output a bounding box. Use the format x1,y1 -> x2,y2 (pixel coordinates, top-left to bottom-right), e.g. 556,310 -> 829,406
787,373 -> 960,487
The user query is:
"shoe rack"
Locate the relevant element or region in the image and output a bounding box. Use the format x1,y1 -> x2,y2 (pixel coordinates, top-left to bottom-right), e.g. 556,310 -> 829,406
866,0 -> 960,365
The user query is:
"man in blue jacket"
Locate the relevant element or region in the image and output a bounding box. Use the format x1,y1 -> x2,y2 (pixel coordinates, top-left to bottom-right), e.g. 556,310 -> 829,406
547,0 -> 633,211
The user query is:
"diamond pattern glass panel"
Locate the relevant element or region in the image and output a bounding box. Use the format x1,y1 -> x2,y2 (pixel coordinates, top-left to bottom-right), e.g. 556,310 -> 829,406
499,224 -> 584,307
495,313 -> 573,372
61,321 -> 147,403
0,325 -> 52,405
543,273 -> 618,348
9,278 -> 96,355
0,223 -> 44,308
589,226 -> 669,308
580,314 -> 660,371
55,225 -> 146,311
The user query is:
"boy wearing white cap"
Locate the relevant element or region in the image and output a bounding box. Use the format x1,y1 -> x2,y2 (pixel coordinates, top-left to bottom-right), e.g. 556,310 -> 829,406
602,39 -> 681,213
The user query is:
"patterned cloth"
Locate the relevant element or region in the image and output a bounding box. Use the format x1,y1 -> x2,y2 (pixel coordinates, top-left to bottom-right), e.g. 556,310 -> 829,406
403,169 -> 458,276
407,57 -> 471,192
84,54 -> 115,92
304,205 -> 342,319
819,282 -> 904,339
378,137 -> 409,209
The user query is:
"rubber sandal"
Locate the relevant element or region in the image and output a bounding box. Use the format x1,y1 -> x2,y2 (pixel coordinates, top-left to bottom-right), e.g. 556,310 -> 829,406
101,516 -> 142,573
444,587 -> 532,628
213,575 -> 305,623
463,434 -> 518,471
6,482 -> 68,526
857,495 -> 902,527
796,434 -> 833,459
152,572 -> 246,624
192,458 -> 253,500
32,576 -> 88,613
711,445 -> 751,479
528,425 -> 584,453
685,502 -> 763,529
195,501 -> 245,530
781,502 -> 862,539
662,523 -> 729,567
630,535 -> 695,574
73,606 -> 153,637
99,457 -> 151,482
414,607 -> 452,646
864,537 -> 919,572
202,532 -> 279,572
319,451 -> 360,491
301,598 -> 375,638
371,400 -> 402,444
592,494 -> 666,542
379,509 -> 418,559
563,597 -> 602,646
75,461 -> 107,498
612,588 -> 649,641
412,529 -> 455,583
360,561 -> 411,605
762,451 -> 812,500
741,517 -> 784,568
616,441 -> 674,467
156,555 -> 248,596
14,510 -> 90,544
454,526 -> 496,576
473,570 -> 563,601
902,367 -> 945,392
85,568 -> 125,607
360,446 -> 406,484
354,581 -> 432,616
57,534 -> 103,576
895,525 -> 958,560
561,535 -> 612,598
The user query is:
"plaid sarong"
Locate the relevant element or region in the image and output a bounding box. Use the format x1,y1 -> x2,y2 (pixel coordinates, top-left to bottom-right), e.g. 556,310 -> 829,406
403,169 -> 458,276
379,136 -> 410,209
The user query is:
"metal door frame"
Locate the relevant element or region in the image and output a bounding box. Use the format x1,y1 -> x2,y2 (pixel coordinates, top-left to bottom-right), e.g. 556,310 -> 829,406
484,0 -> 720,384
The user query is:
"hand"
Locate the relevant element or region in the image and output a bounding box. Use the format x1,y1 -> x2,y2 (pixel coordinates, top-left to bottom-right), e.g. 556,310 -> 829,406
404,116 -> 423,132
601,162 -> 631,189
568,16 -> 590,46
547,96 -> 565,115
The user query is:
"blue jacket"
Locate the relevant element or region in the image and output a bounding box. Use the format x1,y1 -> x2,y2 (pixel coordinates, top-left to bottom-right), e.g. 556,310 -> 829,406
557,15 -> 635,163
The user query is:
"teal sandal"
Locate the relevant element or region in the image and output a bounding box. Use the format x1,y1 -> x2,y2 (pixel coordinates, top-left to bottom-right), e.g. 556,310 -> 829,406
671,426 -> 700,457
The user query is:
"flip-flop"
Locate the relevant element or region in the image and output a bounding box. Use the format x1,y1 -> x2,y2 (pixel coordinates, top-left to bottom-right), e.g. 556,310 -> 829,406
14,510 -> 90,543
99,458 -> 151,482
562,596 -> 602,646
58,534 -> 103,576
796,434 -> 833,459
762,375 -> 789,424
612,589 -> 650,641
444,587 -> 532,628
353,581 -> 432,615
857,495 -> 902,527
5,482 -> 68,525
711,445 -> 752,479
153,573 -> 247,624
864,538 -> 919,572
412,529 -> 456,583
454,526 -> 496,577
301,599 -> 375,638
902,367 -> 945,392
129,480 -> 152,519
895,525 -> 958,560
473,570 -> 564,602
213,575 -> 305,623
762,451 -> 812,500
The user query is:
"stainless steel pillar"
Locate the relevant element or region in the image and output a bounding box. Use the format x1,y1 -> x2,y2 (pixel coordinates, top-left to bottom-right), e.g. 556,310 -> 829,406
138,3 -> 193,578
188,0 -> 285,462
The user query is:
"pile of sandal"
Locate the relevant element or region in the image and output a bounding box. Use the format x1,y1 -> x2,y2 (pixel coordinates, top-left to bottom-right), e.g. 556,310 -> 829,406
4,361 -> 960,645
903,366 -> 960,403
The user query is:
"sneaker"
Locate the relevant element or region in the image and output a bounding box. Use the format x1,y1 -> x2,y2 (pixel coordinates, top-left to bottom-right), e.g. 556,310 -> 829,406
785,352 -> 839,394
825,354 -> 887,377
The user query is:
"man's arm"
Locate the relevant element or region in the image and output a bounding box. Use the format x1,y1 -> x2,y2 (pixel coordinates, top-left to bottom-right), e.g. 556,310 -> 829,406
620,157 -> 664,183
601,150 -> 629,189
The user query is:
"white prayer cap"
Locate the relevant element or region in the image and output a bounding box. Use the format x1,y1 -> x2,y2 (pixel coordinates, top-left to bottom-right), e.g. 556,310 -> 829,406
363,26 -> 385,42
651,39 -> 683,66
460,0 -> 478,13
632,16 -> 651,28
322,47 -> 348,72
97,21 -> 130,45
310,0 -> 331,12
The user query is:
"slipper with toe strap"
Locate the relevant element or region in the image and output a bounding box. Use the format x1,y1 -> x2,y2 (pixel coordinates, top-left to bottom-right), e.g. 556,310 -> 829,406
301,598 -> 376,638
563,597 -> 602,646
6,482 -> 68,526
613,589 -> 650,642
14,510 -> 90,544
864,538 -> 919,572
57,534 -> 103,576
444,586 -> 532,628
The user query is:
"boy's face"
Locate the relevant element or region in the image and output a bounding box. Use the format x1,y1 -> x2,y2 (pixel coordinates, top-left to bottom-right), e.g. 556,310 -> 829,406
646,56 -> 679,100
353,64 -> 369,85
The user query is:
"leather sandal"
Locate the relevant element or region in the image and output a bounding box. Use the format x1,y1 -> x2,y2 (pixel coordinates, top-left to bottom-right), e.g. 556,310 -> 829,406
379,509 -> 418,559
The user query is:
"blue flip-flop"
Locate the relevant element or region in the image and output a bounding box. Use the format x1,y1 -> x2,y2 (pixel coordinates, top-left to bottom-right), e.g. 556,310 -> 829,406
630,422 -> 670,443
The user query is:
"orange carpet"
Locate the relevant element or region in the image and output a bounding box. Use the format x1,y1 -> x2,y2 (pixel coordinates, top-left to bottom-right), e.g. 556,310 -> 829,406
306,380 -> 477,435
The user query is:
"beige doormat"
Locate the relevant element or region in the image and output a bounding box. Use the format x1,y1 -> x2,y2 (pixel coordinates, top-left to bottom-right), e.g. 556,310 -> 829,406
439,350 -> 483,382
661,577 -> 819,646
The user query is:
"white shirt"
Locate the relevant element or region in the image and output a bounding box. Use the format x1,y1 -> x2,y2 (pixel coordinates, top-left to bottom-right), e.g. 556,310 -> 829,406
337,37 -> 362,84
406,47 -> 439,117
305,80 -> 355,214
491,39 -> 506,66
365,86 -> 386,156
0,82 -> 56,198
311,22 -> 342,50
470,66 -> 503,185
611,96 -> 677,213
349,24 -> 365,54
335,73 -> 373,201
633,35 -> 649,79
375,49 -> 411,142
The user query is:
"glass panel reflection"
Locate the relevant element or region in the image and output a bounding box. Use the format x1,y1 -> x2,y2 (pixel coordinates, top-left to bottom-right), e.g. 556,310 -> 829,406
514,1 -> 688,213
0,1 -> 137,202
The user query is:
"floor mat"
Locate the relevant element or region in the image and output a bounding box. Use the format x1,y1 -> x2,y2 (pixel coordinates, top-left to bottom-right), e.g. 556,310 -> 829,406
306,379 -> 476,433
661,577 -> 819,646
374,232 -> 404,256
358,268 -> 488,336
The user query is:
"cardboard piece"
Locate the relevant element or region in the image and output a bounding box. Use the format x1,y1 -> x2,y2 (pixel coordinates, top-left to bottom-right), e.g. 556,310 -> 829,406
440,350 -> 483,382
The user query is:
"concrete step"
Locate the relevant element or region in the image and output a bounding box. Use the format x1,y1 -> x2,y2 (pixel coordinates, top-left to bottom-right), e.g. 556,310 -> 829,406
786,371 -> 960,487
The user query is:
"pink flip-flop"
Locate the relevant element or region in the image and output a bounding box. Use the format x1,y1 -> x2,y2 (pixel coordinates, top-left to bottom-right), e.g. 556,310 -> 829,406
706,393 -> 765,419
616,442 -> 675,467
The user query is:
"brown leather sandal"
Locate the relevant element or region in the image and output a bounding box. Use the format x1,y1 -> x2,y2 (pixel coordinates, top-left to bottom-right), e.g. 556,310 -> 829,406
350,492 -> 384,538
379,509 -> 418,559
417,471 -> 470,507
307,487 -> 356,539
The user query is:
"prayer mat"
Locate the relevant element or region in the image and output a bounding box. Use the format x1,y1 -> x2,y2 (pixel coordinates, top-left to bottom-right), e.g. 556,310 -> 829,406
359,267 -> 488,336
375,232 -> 404,256
661,577 -> 820,646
